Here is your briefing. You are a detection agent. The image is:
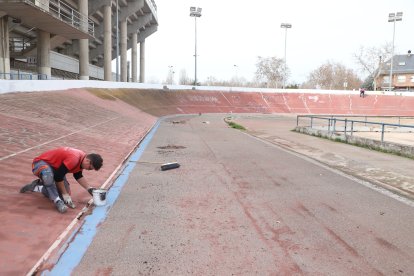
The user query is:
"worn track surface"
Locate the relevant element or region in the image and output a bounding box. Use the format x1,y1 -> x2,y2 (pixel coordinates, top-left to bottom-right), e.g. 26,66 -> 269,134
1,87 -> 413,275
74,114 -> 414,275
0,89 -> 156,275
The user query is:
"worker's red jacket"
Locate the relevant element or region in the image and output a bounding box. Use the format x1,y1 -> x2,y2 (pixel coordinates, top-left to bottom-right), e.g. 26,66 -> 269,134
33,147 -> 86,181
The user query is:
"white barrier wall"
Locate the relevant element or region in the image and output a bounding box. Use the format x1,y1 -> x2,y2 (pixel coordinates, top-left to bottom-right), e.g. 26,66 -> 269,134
1,80 -> 413,97
51,52 -> 104,79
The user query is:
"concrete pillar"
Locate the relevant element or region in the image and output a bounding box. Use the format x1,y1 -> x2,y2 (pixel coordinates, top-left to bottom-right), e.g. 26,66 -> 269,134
35,0 -> 50,79
120,20 -> 127,82
103,4 -> 112,81
79,0 -> 89,80
37,30 -> 51,79
131,32 -> 137,82
0,16 -> 10,79
139,39 -> 145,83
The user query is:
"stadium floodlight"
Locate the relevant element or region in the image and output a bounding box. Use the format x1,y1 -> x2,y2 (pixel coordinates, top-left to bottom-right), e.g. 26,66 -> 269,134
280,23 -> 292,89
387,12 -> 403,91
190,7 -> 202,86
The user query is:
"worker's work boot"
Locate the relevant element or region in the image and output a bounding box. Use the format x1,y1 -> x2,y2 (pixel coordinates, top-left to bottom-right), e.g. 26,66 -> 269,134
20,179 -> 41,193
55,200 -> 68,213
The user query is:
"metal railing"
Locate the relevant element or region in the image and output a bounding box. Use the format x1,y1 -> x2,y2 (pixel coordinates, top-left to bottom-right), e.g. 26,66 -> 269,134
146,0 -> 158,20
0,73 -> 49,80
25,0 -> 94,36
149,0 -> 157,11
9,37 -> 36,53
297,115 -> 414,143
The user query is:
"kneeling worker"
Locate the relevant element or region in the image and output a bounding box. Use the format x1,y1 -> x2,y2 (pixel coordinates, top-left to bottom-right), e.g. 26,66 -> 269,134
20,147 -> 103,213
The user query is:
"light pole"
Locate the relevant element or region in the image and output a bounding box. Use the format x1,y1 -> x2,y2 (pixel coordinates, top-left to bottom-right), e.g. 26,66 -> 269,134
374,56 -> 382,91
116,0 -> 119,82
168,65 -> 174,84
190,7 -> 202,86
233,64 -> 239,86
388,12 -> 403,91
233,64 -> 238,78
280,23 -> 292,89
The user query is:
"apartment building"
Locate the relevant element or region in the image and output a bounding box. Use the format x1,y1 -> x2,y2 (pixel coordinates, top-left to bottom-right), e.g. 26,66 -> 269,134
375,50 -> 414,91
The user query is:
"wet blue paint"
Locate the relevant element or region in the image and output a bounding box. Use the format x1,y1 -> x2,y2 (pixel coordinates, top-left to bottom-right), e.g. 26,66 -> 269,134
42,120 -> 161,275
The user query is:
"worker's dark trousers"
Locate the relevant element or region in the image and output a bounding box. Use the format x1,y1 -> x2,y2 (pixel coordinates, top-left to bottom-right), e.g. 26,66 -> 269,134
32,160 -> 70,201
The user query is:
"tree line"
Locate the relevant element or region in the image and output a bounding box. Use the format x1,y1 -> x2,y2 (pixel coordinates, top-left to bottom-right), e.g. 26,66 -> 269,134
162,43 -> 392,90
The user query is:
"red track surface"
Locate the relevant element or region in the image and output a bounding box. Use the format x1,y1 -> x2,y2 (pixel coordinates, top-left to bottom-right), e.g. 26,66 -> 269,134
0,88 -> 413,275
125,90 -> 414,115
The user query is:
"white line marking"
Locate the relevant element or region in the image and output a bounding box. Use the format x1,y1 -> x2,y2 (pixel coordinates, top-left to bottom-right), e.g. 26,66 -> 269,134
0,117 -> 120,162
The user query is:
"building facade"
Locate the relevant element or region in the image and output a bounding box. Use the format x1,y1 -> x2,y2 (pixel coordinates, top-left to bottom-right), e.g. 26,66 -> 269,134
0,0 -> 158,81
375,50 -> 414,91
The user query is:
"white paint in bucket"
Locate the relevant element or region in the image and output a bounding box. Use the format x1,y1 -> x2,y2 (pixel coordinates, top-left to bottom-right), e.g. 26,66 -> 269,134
93,189 -> 107,206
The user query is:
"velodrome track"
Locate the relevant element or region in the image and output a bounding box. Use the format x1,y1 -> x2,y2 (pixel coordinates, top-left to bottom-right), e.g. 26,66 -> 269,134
0,81 -> 413,275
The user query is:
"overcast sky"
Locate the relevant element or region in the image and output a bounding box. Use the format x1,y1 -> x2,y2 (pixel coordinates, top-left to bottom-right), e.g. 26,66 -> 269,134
141,0 -> 413,85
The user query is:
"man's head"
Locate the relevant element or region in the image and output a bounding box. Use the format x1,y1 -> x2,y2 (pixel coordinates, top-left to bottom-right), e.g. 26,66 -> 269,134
83,153 -> 103,171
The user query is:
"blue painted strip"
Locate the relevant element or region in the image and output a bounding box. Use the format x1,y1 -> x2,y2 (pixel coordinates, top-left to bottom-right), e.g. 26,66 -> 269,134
43,120 -> 161,275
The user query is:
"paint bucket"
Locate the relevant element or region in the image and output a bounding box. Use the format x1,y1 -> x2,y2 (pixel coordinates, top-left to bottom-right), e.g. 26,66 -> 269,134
92,189 -> 107,206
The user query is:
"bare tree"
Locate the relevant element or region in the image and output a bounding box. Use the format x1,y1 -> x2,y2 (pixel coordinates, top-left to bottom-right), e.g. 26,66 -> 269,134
254,56 -> 286,88
165,67 -> 175,85
230,76 -> 247,87
146,76 -> 160,84
302,61 -> 362,90
353,42 -> 392,76
178,69 -> 192,85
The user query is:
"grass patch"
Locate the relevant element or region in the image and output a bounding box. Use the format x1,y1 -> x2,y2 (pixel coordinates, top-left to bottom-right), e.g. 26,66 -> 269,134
227,121 -> 246,130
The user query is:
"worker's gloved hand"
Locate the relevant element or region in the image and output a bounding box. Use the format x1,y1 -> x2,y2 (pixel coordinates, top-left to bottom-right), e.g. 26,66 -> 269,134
62,194 -> 76,209
87,187 -> 96,196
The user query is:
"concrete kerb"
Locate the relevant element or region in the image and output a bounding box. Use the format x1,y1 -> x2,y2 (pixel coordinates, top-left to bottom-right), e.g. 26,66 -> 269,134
294,126 -> 414,159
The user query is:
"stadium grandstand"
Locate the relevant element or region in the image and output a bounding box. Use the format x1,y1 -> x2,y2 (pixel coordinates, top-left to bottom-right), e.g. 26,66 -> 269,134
0,0 -> 158,81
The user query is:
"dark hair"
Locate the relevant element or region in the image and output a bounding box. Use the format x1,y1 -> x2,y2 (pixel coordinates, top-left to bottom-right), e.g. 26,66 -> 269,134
87,153 -> 103,170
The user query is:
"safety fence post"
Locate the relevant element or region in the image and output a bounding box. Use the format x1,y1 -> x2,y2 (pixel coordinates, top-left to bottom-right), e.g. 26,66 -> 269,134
351,121 -> 354,136
344,119 -> 347,136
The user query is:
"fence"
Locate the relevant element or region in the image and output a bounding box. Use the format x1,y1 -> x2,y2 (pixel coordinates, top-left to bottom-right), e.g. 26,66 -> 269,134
25,0 -> 94,36
297,115 -> 414,143
0,73 -> 48,80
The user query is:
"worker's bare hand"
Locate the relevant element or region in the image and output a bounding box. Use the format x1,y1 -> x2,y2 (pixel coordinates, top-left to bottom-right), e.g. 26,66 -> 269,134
62,194 -> 76,209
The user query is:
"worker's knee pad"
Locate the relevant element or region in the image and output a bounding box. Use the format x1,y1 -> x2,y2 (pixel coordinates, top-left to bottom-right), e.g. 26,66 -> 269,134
40,171 -> 55,187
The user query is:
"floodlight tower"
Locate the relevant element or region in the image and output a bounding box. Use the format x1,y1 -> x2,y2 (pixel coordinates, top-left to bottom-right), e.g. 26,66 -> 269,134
280,23 -> 292,89
388,12 -> 403,91
190,6 -> 202,86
